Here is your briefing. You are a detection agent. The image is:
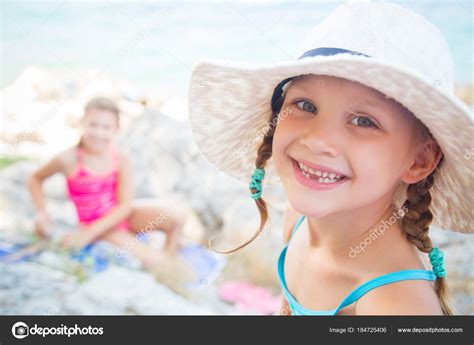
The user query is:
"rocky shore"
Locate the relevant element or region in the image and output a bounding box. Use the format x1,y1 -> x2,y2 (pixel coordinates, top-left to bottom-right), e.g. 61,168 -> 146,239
1,67 -> 472,315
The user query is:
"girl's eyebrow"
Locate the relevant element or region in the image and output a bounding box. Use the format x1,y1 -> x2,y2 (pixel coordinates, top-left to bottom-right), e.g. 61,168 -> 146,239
288,85 -> 390,114
350,97 -> 394,117
287,84 -> 313,96
352,95 -> 385,108
351,96 -> 387,109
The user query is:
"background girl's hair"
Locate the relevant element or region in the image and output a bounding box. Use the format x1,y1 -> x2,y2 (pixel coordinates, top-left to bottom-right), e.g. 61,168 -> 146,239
84,97 -> 120,125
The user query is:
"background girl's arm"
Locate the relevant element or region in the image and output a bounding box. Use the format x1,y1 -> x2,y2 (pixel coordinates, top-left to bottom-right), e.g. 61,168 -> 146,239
27,151 -> 69,237
278,203 -> 301,315
85,152 -> 133,240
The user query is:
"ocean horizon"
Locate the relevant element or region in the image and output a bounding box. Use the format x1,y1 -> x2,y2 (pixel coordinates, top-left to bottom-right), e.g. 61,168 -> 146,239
2,1 -> 473,98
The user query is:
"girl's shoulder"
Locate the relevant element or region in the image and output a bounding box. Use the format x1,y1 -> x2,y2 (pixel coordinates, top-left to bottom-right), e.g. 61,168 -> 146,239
354,237 -> 442,314
54,146 -> 79,174
114,149 -> 131,170
354,277 -> 443,315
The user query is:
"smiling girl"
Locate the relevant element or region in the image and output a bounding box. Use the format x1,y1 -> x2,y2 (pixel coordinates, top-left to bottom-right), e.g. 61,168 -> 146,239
188,2 -> 473,315
28,97 -> 184,270
272,75 -> 445,315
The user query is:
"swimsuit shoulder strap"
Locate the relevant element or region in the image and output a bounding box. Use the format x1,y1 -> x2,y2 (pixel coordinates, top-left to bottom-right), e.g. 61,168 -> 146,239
334,269 -> 436,314
76,146 -> 84,168
110,145 -> 120,169
289,215 -> 306,242
74,145 -> 119,173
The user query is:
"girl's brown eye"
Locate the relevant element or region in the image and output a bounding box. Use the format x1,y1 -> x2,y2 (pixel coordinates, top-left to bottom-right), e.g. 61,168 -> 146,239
351,115 -> 378,128
296,100 -> 317,114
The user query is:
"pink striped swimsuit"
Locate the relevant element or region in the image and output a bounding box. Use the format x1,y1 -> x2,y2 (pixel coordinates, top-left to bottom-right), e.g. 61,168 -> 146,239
66,146 -> 129,231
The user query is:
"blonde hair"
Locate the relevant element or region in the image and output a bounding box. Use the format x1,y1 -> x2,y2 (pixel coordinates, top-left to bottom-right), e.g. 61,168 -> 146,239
84,97 -> 120,126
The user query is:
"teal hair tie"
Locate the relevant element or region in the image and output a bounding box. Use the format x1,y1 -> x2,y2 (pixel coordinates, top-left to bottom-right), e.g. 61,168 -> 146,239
429,247 -> 446,278
249,168 -> 265,200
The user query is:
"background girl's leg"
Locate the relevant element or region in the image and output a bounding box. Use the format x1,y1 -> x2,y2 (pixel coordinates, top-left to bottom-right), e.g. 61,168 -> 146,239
101,230 -> 163,270
102,222 -> 195,293
127,204 -> 185,255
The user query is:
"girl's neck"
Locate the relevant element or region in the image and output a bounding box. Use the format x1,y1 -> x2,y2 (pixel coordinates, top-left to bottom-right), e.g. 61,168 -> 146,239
79,143 -> 113,157
306,198 -> 400,257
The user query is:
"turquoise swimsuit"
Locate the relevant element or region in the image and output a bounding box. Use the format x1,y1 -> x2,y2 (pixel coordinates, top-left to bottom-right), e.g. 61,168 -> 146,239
277,215 -> 436,315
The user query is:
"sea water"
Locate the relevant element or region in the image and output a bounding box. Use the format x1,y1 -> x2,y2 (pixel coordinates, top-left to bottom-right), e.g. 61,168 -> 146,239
2,1 -> 472,98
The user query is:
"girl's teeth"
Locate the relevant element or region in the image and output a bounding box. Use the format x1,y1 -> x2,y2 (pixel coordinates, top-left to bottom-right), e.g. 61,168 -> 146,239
318,177 -> 338,183
297,161 -> 345,183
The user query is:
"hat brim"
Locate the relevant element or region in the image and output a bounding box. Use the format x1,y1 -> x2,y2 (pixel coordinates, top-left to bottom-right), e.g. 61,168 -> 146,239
188,54 -> 474,233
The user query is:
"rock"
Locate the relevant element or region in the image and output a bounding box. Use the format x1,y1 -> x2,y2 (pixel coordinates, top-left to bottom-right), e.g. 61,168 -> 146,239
0,262 -> 77,315
63,267 -> 215,315
0,66 -> 163,159
0,262 -> 219,315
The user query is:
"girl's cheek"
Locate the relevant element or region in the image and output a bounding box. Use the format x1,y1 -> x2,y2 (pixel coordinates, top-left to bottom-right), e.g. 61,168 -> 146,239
274,113 -> 298,141
105,130 -> 116,139
273,114 -> 312,163
273,117 -> 294,147
272,128 -> 283,165
272,124 -> 291,170
351,147 -> 401,189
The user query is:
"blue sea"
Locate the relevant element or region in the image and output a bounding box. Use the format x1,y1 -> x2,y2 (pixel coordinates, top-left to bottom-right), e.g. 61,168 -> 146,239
2,0 -> 473,98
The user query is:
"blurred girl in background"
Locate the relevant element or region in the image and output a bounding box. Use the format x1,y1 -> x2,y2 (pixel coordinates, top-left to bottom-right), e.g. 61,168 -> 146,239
28,97 -> 184,270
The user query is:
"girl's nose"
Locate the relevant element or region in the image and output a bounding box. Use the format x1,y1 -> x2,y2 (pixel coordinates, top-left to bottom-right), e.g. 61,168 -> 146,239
299,115 -> 339,157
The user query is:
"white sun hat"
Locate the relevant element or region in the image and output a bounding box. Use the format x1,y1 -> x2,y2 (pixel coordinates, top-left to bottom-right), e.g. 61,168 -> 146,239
188,2 -> 473,233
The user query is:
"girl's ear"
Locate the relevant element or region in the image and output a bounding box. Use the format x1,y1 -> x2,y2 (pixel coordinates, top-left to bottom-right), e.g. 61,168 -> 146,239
401,138 -> 443,184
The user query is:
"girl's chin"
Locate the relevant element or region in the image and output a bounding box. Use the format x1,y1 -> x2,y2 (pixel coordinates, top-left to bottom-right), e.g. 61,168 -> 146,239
286,195 -> 340,218
285,181 -> 354,218
82,141 -> 109,152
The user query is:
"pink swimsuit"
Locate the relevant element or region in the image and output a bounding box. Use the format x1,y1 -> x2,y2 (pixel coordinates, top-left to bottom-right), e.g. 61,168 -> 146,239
66,146 -> 129,231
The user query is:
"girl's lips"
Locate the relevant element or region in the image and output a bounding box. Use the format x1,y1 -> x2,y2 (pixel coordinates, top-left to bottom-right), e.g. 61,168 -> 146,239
291,158 -> 351,191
